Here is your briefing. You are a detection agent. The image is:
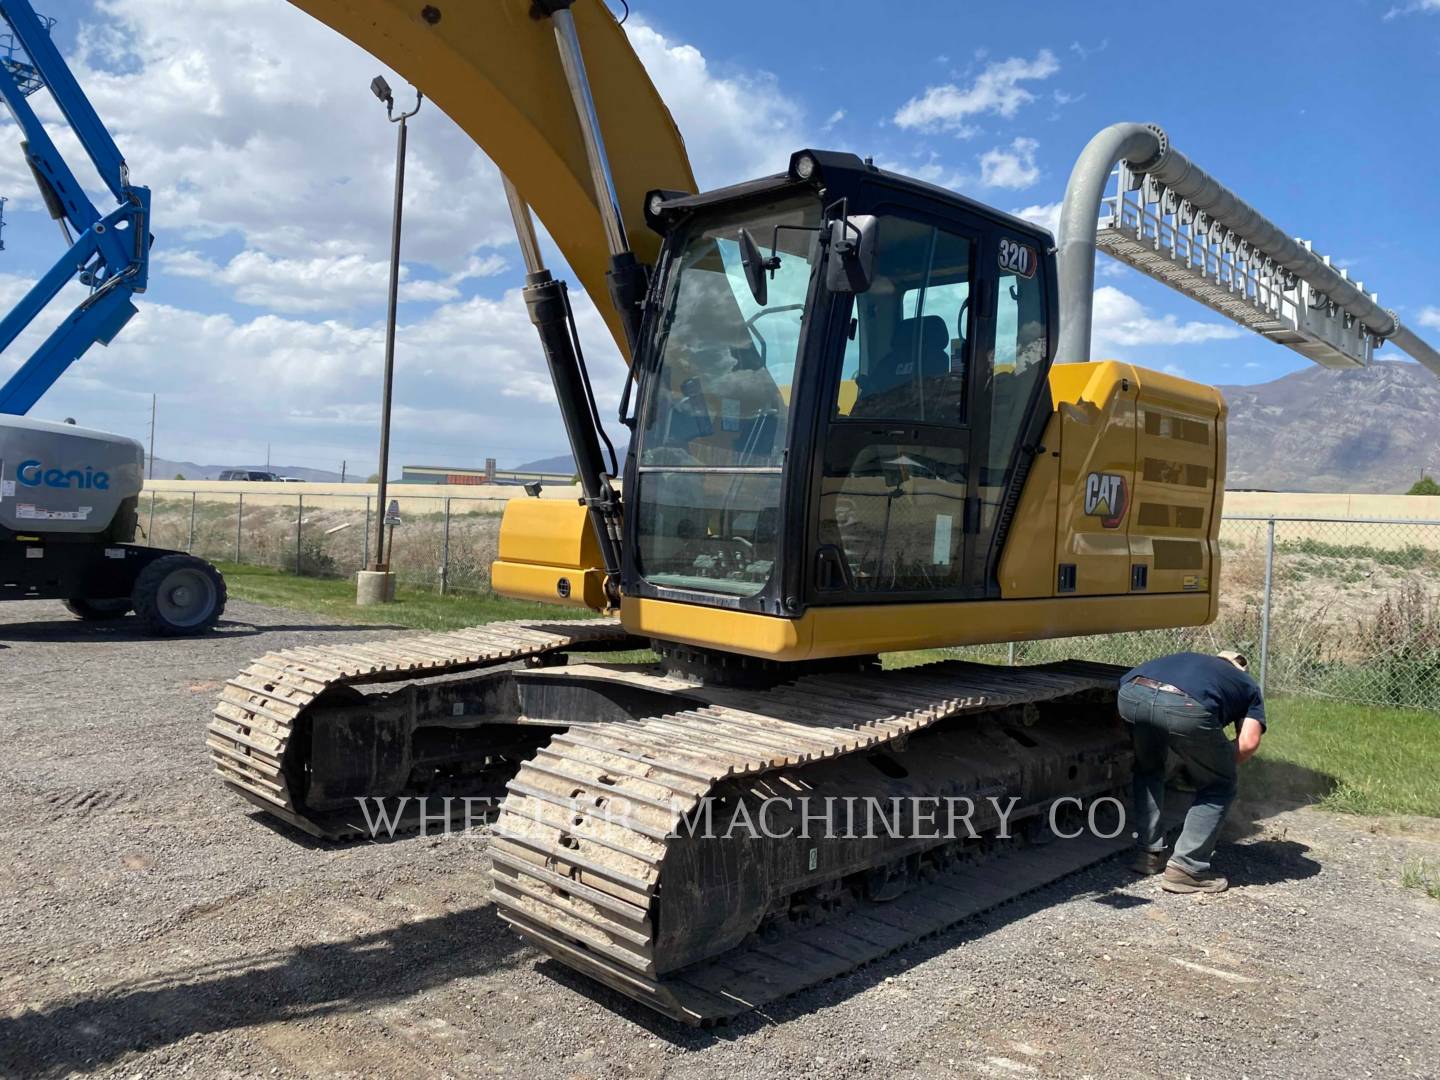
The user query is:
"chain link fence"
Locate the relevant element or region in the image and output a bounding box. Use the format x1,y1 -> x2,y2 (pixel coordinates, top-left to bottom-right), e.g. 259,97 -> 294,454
975,515 -> 1440,712
139,489 -> 506,596
139,491 -> 1440,710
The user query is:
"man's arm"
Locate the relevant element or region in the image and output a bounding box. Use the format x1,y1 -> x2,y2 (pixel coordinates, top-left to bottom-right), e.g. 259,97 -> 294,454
1236,716 -> 1263,764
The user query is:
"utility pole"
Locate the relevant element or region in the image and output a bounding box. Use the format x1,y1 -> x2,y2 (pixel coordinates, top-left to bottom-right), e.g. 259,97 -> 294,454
341,459 -> 347,483
147,393 -> 155,480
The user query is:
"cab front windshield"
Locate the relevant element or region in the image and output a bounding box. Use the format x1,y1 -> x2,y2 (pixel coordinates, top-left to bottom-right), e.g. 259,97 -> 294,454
634,193 -> 821,596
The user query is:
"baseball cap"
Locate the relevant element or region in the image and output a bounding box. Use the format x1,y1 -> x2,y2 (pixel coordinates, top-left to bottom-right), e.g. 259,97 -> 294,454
1217,650 -> 1249,671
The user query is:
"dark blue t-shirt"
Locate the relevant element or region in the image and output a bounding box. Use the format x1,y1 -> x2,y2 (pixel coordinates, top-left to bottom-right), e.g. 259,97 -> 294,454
1123,652 -> 1267,731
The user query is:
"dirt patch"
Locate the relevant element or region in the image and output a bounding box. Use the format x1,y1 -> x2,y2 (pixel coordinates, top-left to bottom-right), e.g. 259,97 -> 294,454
0,598 -> 1437,1078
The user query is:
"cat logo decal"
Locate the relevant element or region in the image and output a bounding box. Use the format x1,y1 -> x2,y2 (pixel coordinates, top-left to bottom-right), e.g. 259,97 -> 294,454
1083,472 -> 1128,529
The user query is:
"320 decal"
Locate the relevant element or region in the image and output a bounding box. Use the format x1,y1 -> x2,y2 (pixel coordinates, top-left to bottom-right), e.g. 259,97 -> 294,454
997,237 -> 1038,278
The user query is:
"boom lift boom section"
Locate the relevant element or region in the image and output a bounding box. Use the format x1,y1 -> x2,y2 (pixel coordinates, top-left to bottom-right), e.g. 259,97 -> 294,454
0,0 -> 150,414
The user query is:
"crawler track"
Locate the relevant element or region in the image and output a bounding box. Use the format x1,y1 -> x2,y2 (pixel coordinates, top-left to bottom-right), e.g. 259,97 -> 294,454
213,627 -> 1131,1022
489,660 -> 1130,1024
207,619 -> 636,837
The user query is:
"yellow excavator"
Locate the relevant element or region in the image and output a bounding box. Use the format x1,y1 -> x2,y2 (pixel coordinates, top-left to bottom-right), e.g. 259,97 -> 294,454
206,0 -> 1440,1024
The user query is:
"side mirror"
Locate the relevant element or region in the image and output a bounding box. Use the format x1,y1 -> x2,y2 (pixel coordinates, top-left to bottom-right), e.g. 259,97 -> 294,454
737,227 -> 768,306
825,214 -> 877,294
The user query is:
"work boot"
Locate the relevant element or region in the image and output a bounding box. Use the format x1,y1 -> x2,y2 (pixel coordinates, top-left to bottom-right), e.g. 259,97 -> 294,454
1129,850 -> 1169,876
1160,864 -> 1228,894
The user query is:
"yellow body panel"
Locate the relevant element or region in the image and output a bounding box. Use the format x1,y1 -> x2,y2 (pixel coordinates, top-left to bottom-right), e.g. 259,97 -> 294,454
621,592 -> 1213,661
1053,362 -> 1138,595
491,498 -> 608,610
1000,361 -> 1226,602
287,0 -> 695,356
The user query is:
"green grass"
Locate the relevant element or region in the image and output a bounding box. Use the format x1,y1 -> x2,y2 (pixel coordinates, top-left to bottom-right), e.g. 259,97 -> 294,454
215,562 -> 575,631
1400,858 -> 1440,900
1277,537 -> 1439,570
1249,696 -> 1440,817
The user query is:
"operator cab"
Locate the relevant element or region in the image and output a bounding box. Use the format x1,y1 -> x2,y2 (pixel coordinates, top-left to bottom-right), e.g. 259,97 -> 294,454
626,150 -> 1057,618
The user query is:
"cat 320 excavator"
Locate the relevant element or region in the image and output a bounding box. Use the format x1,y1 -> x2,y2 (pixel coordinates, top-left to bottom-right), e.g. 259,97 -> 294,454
206,1 -> 1440,1023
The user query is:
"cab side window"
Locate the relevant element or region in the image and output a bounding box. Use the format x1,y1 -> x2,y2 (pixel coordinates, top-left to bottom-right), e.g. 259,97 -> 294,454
983,265 -> 1048,485
835,220 -> 971,425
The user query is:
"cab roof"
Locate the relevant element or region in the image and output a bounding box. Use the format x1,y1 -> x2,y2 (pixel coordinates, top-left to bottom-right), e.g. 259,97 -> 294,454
645,149 -> 1054,245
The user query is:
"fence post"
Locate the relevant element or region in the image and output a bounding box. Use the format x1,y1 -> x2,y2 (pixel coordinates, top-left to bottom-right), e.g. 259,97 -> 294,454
295,495 -> 304,576
1007,641 -> 1016,666
363,495 -> 371,569
235,493 -> 243,563
147,490 -> 156,543
440,496 -> 451,595
188,492 -> 197,553
1259,517 -> 1276,693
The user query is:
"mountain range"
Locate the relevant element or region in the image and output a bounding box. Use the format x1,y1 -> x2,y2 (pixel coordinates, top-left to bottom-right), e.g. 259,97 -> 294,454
1216,361 -> 1436,492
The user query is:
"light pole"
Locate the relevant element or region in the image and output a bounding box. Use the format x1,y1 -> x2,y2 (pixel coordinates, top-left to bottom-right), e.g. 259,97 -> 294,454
369,74 -> 421,571
358,75 -> 421,605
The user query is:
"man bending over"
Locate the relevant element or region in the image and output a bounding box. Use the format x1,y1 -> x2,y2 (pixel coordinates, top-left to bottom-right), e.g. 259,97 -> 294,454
1118,650 -> 1265,894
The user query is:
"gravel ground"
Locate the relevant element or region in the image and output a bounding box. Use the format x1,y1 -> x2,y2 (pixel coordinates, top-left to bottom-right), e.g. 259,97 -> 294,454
1,598 -> 1438,1080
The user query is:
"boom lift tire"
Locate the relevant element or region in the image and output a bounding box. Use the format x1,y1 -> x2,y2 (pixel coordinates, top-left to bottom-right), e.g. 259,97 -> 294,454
131,554 -> 227,635
63,596 -> 132,620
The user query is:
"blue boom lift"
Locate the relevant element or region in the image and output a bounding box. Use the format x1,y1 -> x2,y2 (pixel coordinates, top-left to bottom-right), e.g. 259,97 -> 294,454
0,0 -> 150,414
0,2 -> 224,634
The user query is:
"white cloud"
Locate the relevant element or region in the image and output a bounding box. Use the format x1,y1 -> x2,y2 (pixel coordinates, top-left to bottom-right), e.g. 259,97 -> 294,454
1069,39 -> 1109,61
155,249 -> 484,312
1090,286 -> 1244,353
822,109 -> 846,131
1013,201 -> 1061,235
0,0 -> 517,269
893,50 -> 1059,135
1385,0 -> 1440,17
624,22 -> 806,186
1417,306 -> 1440,330
979,137 -> 1040,189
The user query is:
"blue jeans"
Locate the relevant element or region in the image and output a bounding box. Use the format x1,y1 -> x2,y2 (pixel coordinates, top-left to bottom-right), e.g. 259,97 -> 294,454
1117,681 -> 1238,874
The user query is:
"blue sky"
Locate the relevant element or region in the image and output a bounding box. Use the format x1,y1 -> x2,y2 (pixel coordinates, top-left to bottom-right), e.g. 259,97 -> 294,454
1,0 -> 1437,472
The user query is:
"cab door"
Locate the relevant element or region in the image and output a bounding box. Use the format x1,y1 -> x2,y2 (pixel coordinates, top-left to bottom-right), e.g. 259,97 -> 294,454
808,211 -> 991,602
